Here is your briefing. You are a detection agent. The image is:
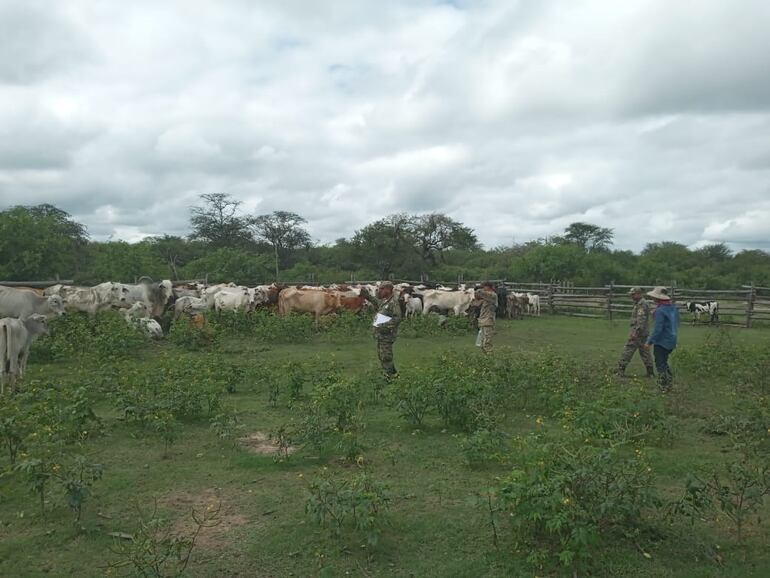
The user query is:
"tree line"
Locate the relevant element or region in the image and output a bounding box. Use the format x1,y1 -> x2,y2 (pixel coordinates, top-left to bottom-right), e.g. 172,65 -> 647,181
1,194 -> 769,289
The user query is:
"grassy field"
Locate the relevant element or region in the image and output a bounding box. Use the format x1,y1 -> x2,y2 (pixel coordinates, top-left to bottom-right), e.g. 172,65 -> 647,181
1,314 -> 769,577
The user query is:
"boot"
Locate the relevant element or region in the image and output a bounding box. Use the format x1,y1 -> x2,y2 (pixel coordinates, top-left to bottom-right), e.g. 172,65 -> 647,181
615,367 -> 627,378
645,367 -> 655,378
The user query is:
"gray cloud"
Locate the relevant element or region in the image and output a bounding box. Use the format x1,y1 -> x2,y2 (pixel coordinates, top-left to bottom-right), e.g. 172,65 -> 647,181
1,0 -> 769,251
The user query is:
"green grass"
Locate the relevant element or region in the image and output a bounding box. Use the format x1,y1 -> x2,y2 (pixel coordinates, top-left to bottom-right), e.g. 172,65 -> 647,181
1,315 -> 769,577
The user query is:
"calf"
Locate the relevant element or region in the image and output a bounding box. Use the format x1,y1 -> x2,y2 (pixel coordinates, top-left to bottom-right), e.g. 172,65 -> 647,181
526,293 -> 541,316
0,314 -> 49,394
172,296 -> 209,320
506,292 -> 529,320
685,301 -> 719,324
0,286 -> 65,319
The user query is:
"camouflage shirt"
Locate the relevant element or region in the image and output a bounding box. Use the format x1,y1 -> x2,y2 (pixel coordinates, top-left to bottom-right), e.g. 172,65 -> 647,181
475,289 -> 498,327
366,293 -> 402,337
629,298 -> 652,336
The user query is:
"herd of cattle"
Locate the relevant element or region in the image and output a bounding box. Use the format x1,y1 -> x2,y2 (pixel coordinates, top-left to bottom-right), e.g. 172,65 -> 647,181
0,278 -> 721,393
0,279 -> 544,327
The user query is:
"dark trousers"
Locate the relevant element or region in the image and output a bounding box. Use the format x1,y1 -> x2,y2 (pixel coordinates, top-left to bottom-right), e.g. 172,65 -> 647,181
653,345 -> 673,388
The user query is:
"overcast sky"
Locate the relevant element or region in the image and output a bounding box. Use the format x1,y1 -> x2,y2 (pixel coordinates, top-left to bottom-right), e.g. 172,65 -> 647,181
2,0 -> 769,252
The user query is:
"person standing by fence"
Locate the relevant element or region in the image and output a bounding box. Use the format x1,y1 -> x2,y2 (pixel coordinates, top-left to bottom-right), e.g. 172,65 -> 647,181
473,281 -> 498,354
616,287 -> 655,378
646,286 -> 680,392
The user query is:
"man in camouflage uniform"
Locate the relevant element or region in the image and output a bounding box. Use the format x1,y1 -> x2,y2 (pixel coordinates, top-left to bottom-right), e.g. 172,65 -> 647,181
361,282 -> 402,377
617,287 -> 655,377
472,281 -> 498,354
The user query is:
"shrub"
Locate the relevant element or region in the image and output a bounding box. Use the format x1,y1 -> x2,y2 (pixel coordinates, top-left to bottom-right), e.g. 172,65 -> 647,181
57,454 -> 104,523
386,371 -> 433,427
305,469 -> 391,548
458,425 -> 510,468
107,500 -> 221,577
670,457 -> 770,544
32,312 -> 146,362
559,382 -> 673,446
496,434 -> 659,573
168,316 -> 217,350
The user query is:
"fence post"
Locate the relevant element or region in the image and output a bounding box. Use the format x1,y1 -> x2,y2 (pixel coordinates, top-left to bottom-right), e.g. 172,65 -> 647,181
747,283 -> 756,328
548,282 -> 556,315
607,282 -> 614,322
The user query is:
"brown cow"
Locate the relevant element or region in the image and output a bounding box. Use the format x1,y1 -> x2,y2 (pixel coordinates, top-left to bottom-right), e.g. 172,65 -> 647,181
278,287 -> 338,324
336,294 -> 366,314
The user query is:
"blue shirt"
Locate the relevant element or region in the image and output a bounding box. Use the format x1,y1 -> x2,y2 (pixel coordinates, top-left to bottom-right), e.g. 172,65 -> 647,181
647,303 -> 680,350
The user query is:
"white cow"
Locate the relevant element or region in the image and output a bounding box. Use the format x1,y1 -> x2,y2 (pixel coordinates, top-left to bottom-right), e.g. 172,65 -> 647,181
172,284 -> 204,299
45,284 -> 112,316
0,286 -> 65,319
526,293 -> 541,316
173,296 -> 209,320
405,297 -> 422,317
122,302 -> 163,339
214,289 -> 252,312
116,279 -> 174,317
421,289 -> 475,316
91,282 -> 130,310
0,314 -> 49,394
135,318 -> 164,339
201,284 -> 247,308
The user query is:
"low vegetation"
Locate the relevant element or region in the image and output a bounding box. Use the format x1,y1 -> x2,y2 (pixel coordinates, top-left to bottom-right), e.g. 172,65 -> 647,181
1,314 -> 769,576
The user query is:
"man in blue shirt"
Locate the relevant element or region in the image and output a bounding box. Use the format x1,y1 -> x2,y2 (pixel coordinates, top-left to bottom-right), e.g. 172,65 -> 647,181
645,287 -> 680,392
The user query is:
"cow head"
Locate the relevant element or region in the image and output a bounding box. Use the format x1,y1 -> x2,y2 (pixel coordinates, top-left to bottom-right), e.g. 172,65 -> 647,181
111,283 -> 129,303
27,313 -> 50,336
47,295 -> 66,316
158,280 -> 174,304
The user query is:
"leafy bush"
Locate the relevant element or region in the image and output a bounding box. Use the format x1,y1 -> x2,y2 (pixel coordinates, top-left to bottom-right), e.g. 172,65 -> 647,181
32,312 -> 146,362
386,371 -> 433,427
496,434 -> 659,573
107,500 -> 221,577
559,381 -> 673,446
57,454 -> 104,523
670,457 -> 770,543
168,316 -> 217,350
458,425 -> 510,468
305,469 -> 391,548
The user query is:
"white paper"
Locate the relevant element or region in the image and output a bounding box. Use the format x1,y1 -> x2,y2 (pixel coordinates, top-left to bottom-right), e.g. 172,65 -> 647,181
373,313 -> 392,327
475,329 -> 482,347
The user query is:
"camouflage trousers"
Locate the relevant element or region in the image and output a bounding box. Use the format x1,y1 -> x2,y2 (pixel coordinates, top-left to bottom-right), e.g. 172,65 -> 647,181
479,325 -> 494,354
617,334 -> 654,374
375,335 -> 397,375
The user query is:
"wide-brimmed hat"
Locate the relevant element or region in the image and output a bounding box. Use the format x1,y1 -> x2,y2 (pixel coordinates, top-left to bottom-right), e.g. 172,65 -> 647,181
628,287 -> 643,295
646,286 -> 671,301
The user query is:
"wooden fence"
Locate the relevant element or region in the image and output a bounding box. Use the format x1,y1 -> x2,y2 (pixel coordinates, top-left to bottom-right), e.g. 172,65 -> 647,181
494,282 -> 764,328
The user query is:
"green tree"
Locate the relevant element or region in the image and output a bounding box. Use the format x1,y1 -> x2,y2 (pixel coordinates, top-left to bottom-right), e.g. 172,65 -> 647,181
189,193 -> 252,248
0,204 -> 88,280
183,248 -> 273,285
563,222 -> 614,251
412,213 -> 479,273
351,214 -> 419,279
251,211 -> 311,280
142,236 -> 205,280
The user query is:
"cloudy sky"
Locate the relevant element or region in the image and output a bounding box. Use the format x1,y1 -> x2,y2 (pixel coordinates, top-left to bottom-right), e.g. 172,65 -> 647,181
2,0 -> 770,252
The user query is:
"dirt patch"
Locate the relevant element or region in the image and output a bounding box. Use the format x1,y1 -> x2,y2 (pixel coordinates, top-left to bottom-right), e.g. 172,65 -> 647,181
238,431 -> 297,456
163,488 -> 248,550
